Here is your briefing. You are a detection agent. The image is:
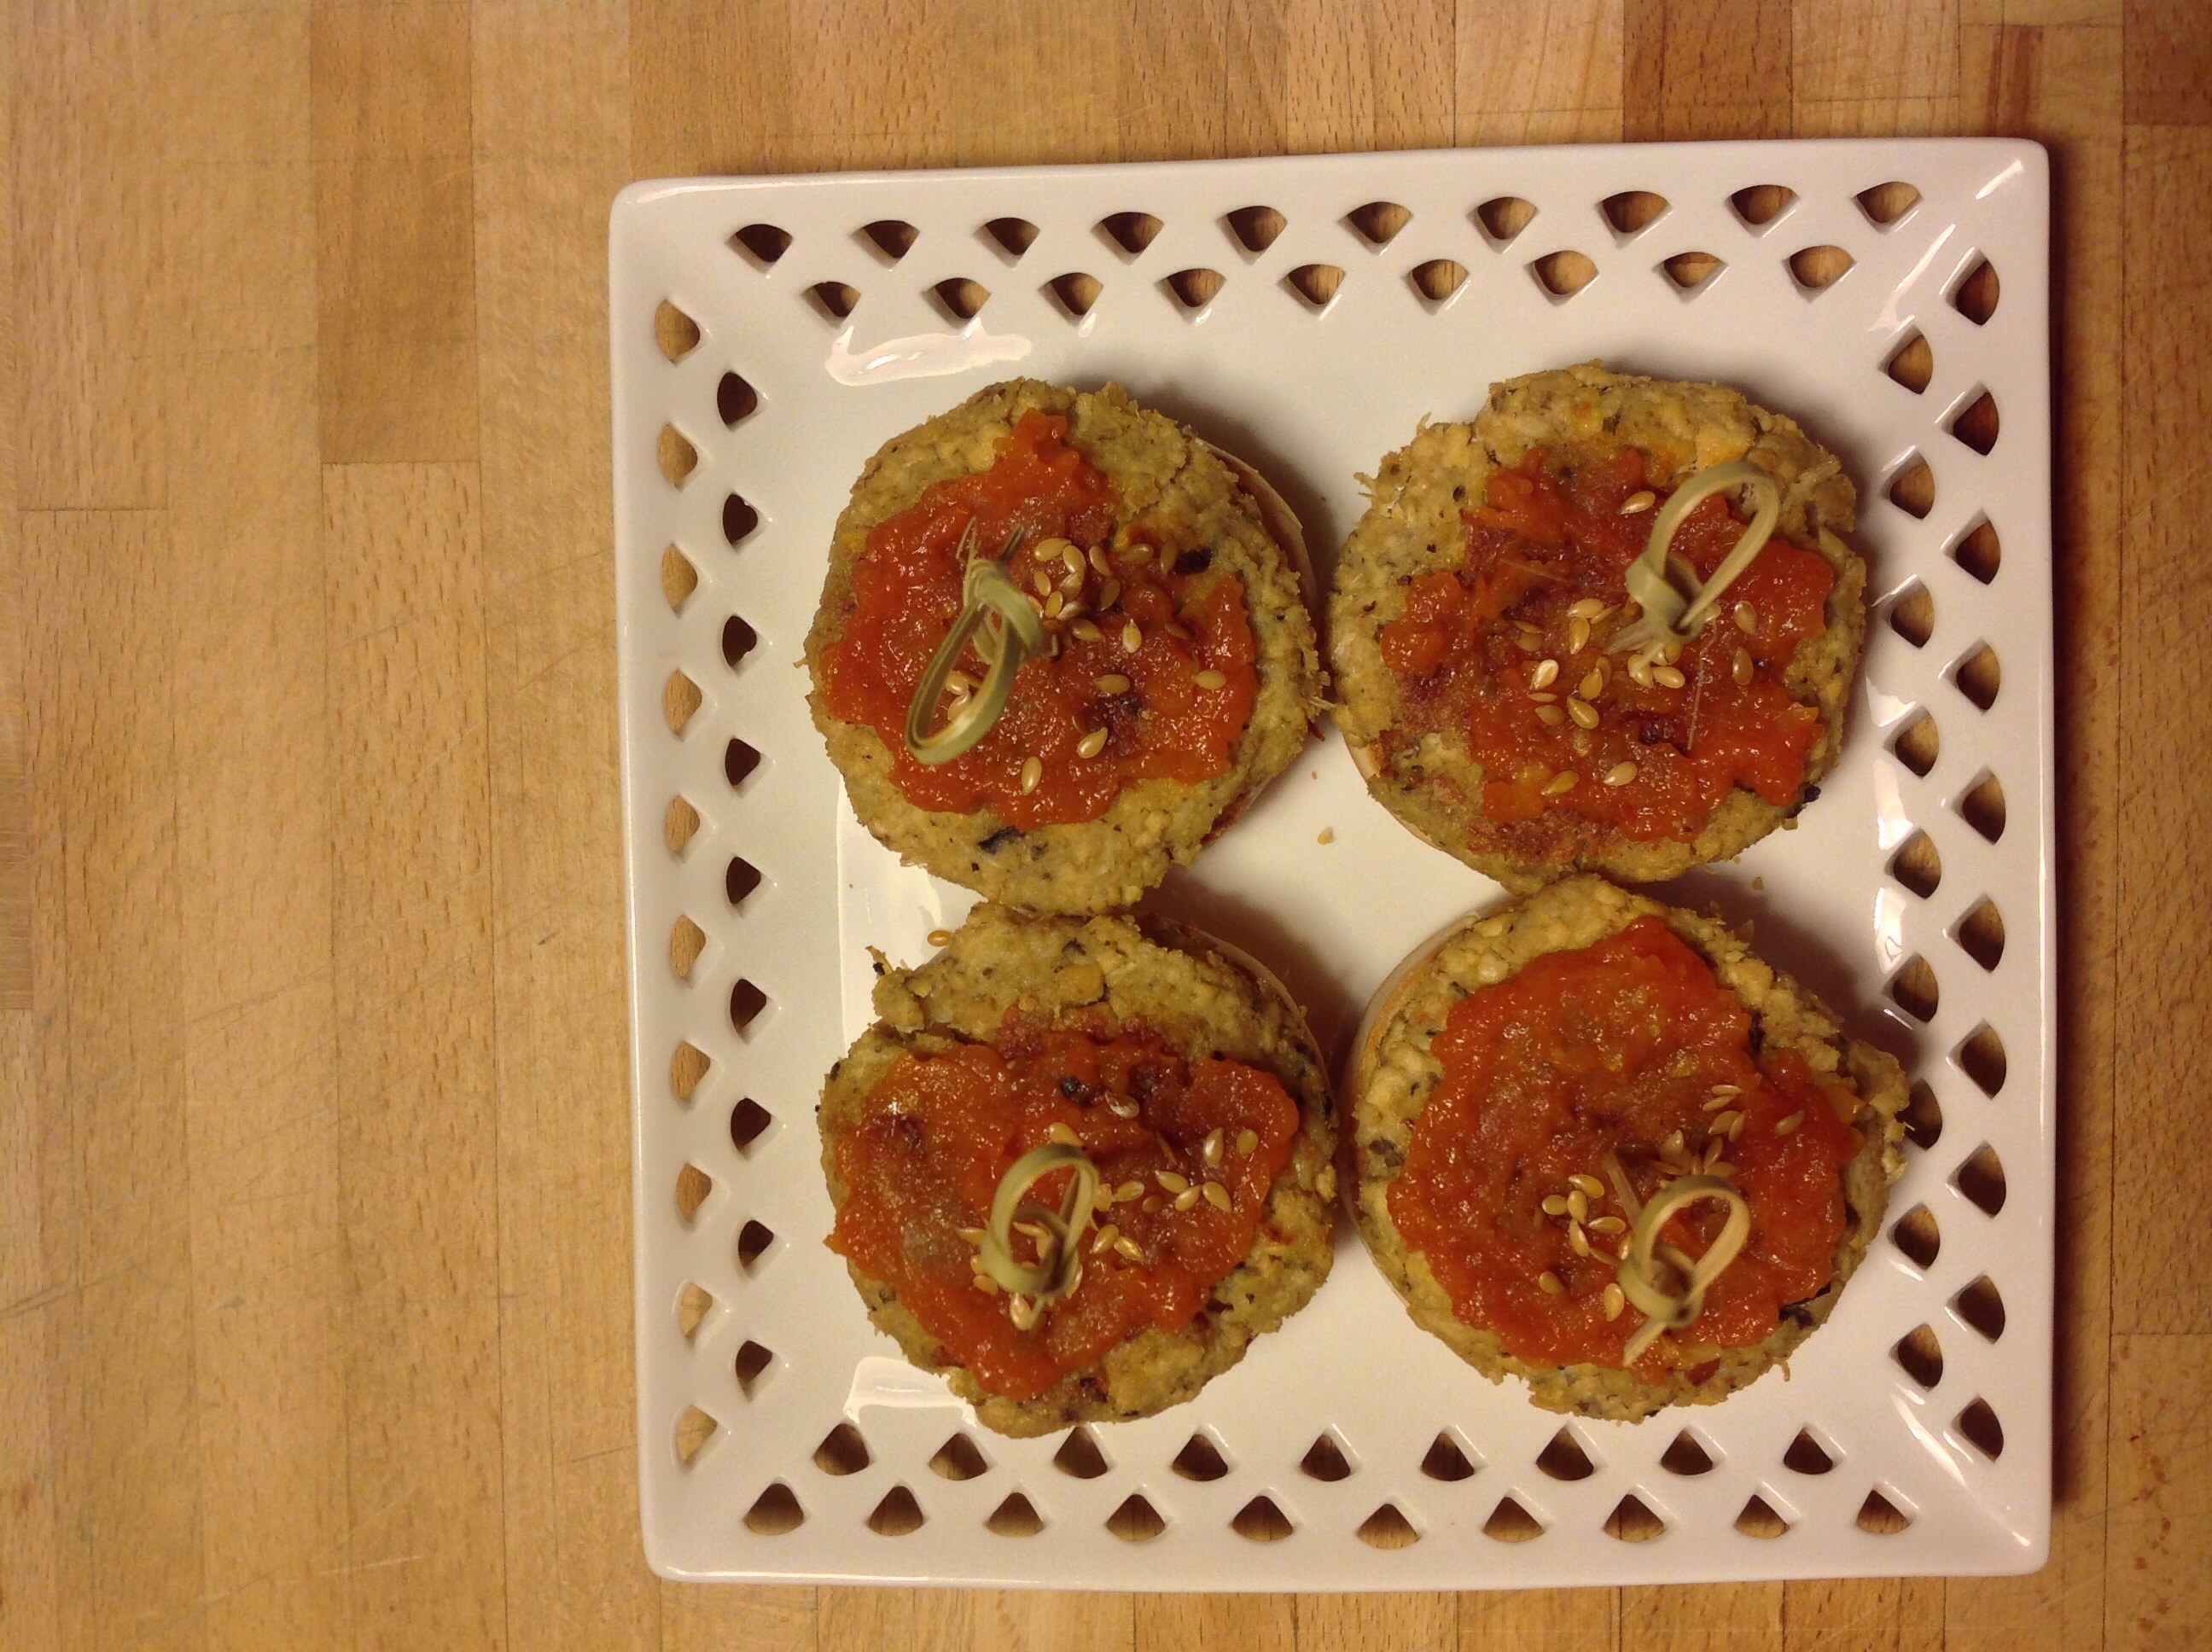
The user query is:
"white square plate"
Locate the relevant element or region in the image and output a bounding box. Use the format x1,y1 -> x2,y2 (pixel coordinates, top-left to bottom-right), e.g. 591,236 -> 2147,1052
610,139 -> 2052,1589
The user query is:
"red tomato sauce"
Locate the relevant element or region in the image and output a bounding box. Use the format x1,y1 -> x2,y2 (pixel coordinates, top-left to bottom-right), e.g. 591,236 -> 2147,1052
828,1009 -> 1300,1400
1376,447 -> 1833,852
1386,918 -> 1860,1376
817,410 -> 1259,829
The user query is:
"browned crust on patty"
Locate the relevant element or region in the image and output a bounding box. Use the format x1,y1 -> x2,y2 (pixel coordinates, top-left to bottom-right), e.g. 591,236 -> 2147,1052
1330,363 -> 1866,891
818,904 -> 1336,1437
1343,875 -> 1907,1422
806,379 -> 1322,915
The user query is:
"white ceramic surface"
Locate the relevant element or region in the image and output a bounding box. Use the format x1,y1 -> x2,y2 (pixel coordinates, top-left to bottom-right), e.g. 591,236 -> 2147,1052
609,138 -> 2052,1589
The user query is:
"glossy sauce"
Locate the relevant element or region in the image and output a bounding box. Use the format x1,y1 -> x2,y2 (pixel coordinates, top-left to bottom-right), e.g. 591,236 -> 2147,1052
829,1010 -> 1300,1399
1387,918 -> 1860,1375
1376,447 -> 1833,851
818,410 -> 1259,829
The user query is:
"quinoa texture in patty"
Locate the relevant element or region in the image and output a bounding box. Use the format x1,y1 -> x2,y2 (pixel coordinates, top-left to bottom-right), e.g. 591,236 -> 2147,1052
1330,363 -> 1867,890
807,380 -> 1321,915
1344,875 -> 1907,1422
819,904 -> 1337,1437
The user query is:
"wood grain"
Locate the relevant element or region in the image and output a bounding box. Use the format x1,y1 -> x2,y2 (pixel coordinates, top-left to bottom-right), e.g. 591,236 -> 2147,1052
1625,0 -> 1793,142
312,1 -> 480,461
2106,1335 -> 2212,1649
0,3 -> 2186,1648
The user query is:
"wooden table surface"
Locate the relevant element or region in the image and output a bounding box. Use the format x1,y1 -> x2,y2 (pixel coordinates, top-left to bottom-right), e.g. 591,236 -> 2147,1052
2,2 -> 2205,1648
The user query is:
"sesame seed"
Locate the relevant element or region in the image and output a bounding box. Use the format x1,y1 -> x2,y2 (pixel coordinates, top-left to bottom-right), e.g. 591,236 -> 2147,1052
1535,705 -> 1567,727
1059,601 -> 1086,623
946,671 -> 975,695
1316,827 -> 1335,845
1589,1215 -> 1627,1235
1062,544 -> 1085,577
1662,1128 -> 1686,1157
1514,631 -> 1542,653
1733,602 -> 1758,633
1202,1181 -> 1232,1211
1620,491 -> 1657,515
1661,642 -> 1682,664
1542,771 -> 1580,795
1047,1122 -> 1081,1147
1568,597 -> 1607,620
1539,1271 -> 1567,1294
1236,1129 -> 1259,1155
1014,1219 -> 1048,1242
1115,1235 -> 1144,1262
1009,1294 -> 1038,1329
1541,1194 -> 1569,1217
1567,1190 -> 1589,1223
1123,541 -> 1155,563
1033,570 -> 1053,597
1121,621 -> 1142,653
1703,1138 -> 1724,1169
1604,761 -> 1639,787
972,1272 -> 998,1294
1603,1283 -> 1626,1320
1775,1111 -> 1805,1136
1173,1186 -> 1202,1211
1708,1159 -> 1737,1178
958,1226 -> 986,1245
1076,728 -> 1109,759
1569,1173 -> 1604,1199
1091,1223 -> 1120,1255
1569,1221 -> 1591,1257
1044,591 -> 1064,619
1709,1109 -> 1739,1135
1568,616 -> 1592,654
1167,620 -> 1192,642
1143,1196 -> 1162,1214
1098,579 -> 1121,609
1732,648 -> 1754,687
1019,756 -> 1043,794
1531,659 -> 1560,689
1202,1129 -> 1224,1167
1580,667 -> 1604,700
1711,1083 -> 1742,1097
1627,655 -> 1655,688
1194,669 -> 1227,689
1155,1170 -> 1190,1194
927,928 -> 955,949
1072,619 -> 1103,643
1033,540 -> 1062,562
1090,544 -> 1113,577
1728,1112 -> 1746,1140
1529,690 -> 1558,704
1567,698 -> 1600,730
1650,664 -> 1687,689
1115,1179 -> 1144,1201
1094,672 -> 1132,694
